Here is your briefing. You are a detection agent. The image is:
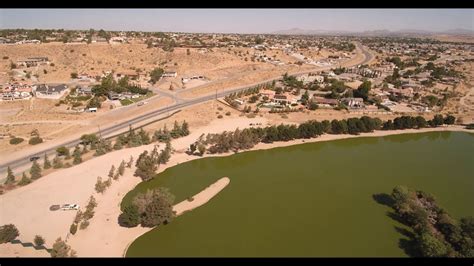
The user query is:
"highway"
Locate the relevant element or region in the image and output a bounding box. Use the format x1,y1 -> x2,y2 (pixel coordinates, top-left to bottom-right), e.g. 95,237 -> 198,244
0,43 -> 373,174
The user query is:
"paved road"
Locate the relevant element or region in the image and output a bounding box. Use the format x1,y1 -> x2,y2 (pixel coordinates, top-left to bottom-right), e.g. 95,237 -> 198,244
0,43 -> 373,174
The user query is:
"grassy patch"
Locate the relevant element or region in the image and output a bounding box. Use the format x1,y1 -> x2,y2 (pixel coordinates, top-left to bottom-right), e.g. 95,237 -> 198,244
120,98 -> 134,106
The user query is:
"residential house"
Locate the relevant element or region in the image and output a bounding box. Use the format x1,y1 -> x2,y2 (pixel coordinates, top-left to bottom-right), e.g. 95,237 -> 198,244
390,87 -> 414,98
17,57 -> 49,67
162,71 -> 177,78
272,93 -> 298,106
297,75 -> 323,85
77,86 -> 92,95
35,84 -> 68,99
108,92 -> 121,100
342,97 -> 364,108
312,96 -> 339,108
116,71 -> 140,80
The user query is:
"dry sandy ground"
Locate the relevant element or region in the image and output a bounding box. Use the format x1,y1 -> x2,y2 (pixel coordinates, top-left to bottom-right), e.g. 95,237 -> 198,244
0,96 -> 174,169
0,106 -> 470,257
66,177 -> 230,257
0,116 -> 265,257
433,35 -> 474,44
0,43 -> 268,83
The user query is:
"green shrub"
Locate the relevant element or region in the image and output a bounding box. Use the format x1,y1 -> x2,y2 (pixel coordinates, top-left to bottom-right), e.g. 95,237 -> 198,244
69,223 -> 77,235
28,137 -> 43,145
0,224 -> 19,243
9,137 -> 24,145
79,220 -> 89,230
34,235 -> 45,247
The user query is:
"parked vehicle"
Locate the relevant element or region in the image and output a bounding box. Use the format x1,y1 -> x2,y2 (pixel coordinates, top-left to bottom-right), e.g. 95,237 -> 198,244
60,204 -> 80,211
29,156 -> 40,161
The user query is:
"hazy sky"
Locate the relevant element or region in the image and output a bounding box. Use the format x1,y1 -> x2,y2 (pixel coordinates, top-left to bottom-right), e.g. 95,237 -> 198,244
0,9 -> 472,33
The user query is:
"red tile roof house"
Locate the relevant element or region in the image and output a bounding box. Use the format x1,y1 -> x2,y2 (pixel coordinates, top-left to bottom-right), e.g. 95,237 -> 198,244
312,96 -> 339,108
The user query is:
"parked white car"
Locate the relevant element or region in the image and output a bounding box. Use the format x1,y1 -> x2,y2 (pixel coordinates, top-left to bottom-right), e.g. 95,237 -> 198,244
61,204 -> 80,211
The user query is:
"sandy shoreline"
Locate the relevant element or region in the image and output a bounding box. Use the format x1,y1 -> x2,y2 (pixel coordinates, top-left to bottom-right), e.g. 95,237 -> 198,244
0,117 -> 471,257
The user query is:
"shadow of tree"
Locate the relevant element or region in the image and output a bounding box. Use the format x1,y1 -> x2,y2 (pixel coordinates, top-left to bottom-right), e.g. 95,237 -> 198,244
372,193 -> 395,207
10,239 -> 51,253
373,194 -> 420,257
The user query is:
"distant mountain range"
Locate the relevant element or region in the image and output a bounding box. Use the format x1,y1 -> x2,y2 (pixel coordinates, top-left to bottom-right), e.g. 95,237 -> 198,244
271,28 -> 474,36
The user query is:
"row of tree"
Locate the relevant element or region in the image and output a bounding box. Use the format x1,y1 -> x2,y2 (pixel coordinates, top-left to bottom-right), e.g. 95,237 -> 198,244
91,74 -> 150,101
0,224 -> 76,257
3,122 -> 190,189
387,186 -> 473,257
134,142 -> 172,181
190,115 -> 457,155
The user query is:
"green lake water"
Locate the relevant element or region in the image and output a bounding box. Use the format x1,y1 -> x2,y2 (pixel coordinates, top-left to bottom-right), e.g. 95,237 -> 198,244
123,131 -> 474,257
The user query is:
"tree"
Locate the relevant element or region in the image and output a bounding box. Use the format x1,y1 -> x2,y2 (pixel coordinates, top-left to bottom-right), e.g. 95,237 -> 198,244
4,166 -> 15,185
189,143 -> 197,155
354,79 -> 371,101
108,165 -> 115,178
127,156 -> 134,168
415,116 -> 428,128
53,156 -> 63,169
86,195 -> 97,210
158,141 -> 172,164
50,238 -> 76,257
28,137 -> 43,145
113,171 -> 120,180
80,134 -> 98,146
43,153 -> 52,169
308,101 -> 318,110
138,128 -> 151,145
56,146 -> 70,157
74,210 -> 83,224
30,160 -> 42,180
134,151 -> 157,181
72,146 -> 82,165
0,224 -> 19,243
17,172 -> 31,186
34,235 -> 45,247
118,204 -> 141,227
118,160 -> 125,176
69,223 -> 77,235
331,119 -> 348,134
70,72 -> 78,79
444,115 -> 456,125
301,90 -> 309,105
418,233 -> 448,257
138,188 -> 175,227
77,219 -> 89,230
431,114 -> 444,127
197,143 -> 206,156
149,68 -> 164,84
181,121 -> 190,136
113,137 -> 124,150
9,137 -> 24,145
459,217 -> 474,238
95,177 -> 106,193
